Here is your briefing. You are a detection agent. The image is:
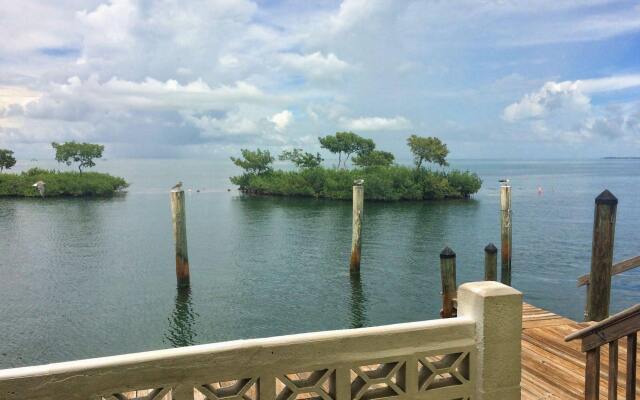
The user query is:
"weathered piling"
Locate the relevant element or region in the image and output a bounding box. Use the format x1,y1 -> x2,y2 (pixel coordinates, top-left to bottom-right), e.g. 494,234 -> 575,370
440,247 -> 457,318
500,181 -> 512,285
349,181 -> 364,273
586,190 -> 617,321
170,190 -> 190,287
484,243 -> 498,281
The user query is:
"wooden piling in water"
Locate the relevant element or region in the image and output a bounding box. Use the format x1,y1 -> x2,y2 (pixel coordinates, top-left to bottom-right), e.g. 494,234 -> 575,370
586,189 -> 617,322
170,190 -> 190,287
440,247 -> 457,318
349,182 -> 364,273
484,243 -> 498,281
500,182 -> 512,285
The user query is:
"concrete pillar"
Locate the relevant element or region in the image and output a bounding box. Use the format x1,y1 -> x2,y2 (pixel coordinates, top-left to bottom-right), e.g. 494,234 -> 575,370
457,281 -> 522,400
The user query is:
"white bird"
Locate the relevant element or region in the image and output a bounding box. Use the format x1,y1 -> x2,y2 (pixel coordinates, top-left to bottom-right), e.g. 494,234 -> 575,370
354,179 -> 364,185
32,181 -> 45,198
171,181 -> 183,191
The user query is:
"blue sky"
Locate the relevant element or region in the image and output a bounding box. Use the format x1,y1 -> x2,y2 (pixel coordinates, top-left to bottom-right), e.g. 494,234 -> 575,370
1,0 -> 640,159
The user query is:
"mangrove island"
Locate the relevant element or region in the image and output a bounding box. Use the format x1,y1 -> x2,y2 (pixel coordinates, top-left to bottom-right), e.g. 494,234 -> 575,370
0,142 -> 128,197
230,133 -> 482,201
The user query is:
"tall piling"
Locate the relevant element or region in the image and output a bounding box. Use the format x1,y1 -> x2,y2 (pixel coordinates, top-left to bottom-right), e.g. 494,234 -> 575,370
440,247 -> 457,318
349,181 -> 364,273
586,190 -> 617,321
500,181 -> 512,285
484,243 -> 498,281
170,190 -> 190,287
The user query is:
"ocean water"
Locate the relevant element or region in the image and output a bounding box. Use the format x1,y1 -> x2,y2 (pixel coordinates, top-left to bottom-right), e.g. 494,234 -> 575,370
0,158 -> 639,368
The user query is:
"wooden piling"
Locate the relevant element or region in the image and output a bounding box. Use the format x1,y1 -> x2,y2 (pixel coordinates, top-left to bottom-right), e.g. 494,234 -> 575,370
440,247 -> 457,318
484,243 -> 498,281
170,190 -> 190,287
500,182 -> 512,285
349,182 -> 364,273
586,189 -> 617,321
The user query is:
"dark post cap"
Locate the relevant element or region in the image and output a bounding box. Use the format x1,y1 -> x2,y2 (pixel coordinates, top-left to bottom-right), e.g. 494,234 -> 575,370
440,246 -> 456,259
595,189 -> 618,205
484,243 -> 497,253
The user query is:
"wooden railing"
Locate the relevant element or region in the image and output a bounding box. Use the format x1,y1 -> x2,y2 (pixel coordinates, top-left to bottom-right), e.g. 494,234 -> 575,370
577,256 -> 640,287
0,282 -> 522,400
565,303 -> 640,400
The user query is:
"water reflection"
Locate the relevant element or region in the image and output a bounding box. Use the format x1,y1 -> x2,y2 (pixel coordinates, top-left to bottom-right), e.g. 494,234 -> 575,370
164,286 -> 199,347
349,273 -> 367,328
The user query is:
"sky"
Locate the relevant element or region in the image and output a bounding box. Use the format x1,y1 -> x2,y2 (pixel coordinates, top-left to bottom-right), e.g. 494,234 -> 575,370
1,0 -> 640,160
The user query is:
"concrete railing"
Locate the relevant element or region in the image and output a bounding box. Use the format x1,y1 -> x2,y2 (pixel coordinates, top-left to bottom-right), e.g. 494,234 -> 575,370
0,282 -> 522,400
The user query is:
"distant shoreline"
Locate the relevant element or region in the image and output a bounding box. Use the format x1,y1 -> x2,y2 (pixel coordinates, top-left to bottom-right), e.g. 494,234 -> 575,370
602,157 -> 640,159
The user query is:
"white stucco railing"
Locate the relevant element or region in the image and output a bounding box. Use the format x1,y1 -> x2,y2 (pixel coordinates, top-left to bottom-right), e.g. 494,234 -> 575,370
0,281 -> 522,400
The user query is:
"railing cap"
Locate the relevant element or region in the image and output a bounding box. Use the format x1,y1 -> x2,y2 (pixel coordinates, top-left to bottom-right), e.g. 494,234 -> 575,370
458,281 -> 522,298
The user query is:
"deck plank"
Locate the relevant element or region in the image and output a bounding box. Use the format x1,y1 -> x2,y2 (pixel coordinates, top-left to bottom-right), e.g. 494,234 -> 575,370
521,303 -> 640,399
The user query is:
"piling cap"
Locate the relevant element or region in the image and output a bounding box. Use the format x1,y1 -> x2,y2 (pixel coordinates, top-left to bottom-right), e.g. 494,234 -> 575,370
440,246 -> 456,259
484,243 -> 497,253
595,189 -> 618,205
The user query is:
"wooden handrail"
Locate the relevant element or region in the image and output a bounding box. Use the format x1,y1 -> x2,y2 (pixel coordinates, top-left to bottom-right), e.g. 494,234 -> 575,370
565,303 -> 640,350
565,304 -> 639,400
577,255 -> 640,287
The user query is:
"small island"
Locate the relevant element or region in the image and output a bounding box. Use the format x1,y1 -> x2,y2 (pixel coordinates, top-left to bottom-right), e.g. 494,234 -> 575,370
0,142 -> 128,198
230,133 -> 482,201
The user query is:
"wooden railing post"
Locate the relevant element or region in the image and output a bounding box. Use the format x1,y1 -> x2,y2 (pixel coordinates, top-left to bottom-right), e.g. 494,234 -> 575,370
458,281 -> 523,399
440,247 -> 456,318
586,190 -> 617,321
484,243 -> 497,281
171,190 -> 190,287
609,340 -> 618,400
500,181 -> 512,286
350,181 -> 364,273
585,348 -> 600,400
627,333 -> 637,400
565,304 -> 640,400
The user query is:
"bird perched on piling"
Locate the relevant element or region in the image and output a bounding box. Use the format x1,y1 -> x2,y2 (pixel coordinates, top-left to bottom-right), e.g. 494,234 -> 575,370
354,179 -> 364,186
171,181 -> 183,191
32,181 -> 46,198
499,179 -> 510,185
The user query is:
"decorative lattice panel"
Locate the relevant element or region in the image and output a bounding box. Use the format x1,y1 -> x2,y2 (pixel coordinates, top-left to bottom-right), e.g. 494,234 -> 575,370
418,352 -> 470,392
102,387 -> 172,400
99,351 -> 473,400
197,378 -> 259,400
276,369 -> 336,400
351,361 -> 406,400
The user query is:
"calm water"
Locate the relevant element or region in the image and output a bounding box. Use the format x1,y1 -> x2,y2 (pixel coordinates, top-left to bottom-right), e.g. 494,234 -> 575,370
1,159 -> 639,368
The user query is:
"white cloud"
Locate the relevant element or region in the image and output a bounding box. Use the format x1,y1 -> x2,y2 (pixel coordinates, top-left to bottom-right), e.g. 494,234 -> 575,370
341,116 -> 412,131
278,52 -> 350,79
576,74 -> 640,93
184,110 -> 258,137
503,75 -> 640,142
502,81 -> 591,122
76,0 -> 138,47
329,0 -> 388,33
270,110 -> 293,131
0,86 -> 41,109
6,76 -> 276,119
2,0 -> 640,158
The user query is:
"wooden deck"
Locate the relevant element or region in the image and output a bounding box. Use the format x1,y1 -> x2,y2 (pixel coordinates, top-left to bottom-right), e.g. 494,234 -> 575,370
522,303 -> 640,399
